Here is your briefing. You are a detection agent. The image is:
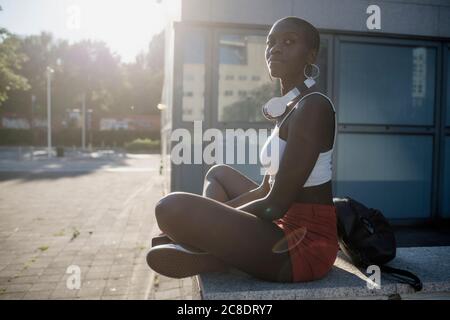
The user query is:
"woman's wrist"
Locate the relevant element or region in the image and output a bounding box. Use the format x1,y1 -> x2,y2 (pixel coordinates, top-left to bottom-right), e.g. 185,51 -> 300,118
255,184 -> 270,198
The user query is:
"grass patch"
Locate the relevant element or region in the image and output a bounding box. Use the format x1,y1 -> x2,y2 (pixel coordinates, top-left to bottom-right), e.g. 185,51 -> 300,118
70,227 -> 80,241
153,274 -> 159,288
124,138 -> 160,153
53,229 -> 65,237
38,246 -> 49,252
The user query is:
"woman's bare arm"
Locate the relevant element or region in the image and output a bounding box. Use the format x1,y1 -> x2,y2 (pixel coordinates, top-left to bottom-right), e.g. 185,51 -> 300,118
237,96 -> 331,220
224,173 -> 271,208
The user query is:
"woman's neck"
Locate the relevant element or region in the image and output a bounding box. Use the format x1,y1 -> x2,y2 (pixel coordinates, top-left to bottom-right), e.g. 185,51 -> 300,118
280,75 -> 307,95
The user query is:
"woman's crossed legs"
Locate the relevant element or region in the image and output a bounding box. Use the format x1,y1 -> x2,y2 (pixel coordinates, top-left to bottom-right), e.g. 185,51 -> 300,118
154,164 -> 293,282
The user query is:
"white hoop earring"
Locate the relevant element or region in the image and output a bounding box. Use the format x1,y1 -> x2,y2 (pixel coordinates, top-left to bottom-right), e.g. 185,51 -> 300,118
303,63 -> 320,88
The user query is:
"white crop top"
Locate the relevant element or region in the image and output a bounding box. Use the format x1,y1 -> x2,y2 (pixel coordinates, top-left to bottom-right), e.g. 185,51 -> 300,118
259,92 -> 337,188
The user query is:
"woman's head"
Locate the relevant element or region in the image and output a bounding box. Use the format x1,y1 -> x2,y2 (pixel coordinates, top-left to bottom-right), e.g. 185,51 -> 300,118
265,17 -> 320,80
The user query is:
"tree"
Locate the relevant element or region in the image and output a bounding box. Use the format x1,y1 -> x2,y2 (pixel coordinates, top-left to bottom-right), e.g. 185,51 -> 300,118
1,29 -> 165,121
120,31 -> 164,116
57,39 -> 122,117
221,82 -> 280,122
0,28 -> 30,106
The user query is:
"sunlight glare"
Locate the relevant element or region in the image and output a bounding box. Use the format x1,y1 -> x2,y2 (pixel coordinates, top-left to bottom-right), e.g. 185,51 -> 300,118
69,0 -> 173,62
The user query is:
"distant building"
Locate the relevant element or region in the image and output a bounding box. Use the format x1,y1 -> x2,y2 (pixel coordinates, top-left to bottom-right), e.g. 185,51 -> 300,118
99,114 -> 160,131
0,111 -> 160,132
0,113 -> 48,129
0,113 -> 30,129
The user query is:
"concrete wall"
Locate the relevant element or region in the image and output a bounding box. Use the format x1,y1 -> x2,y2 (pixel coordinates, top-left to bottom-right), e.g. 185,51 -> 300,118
180,0 -> 450,38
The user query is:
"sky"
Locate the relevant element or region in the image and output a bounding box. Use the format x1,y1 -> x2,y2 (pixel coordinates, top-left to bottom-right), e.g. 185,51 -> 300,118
0,0 -> 172,63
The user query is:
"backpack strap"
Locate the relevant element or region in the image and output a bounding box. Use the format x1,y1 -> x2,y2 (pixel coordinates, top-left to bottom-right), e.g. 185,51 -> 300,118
379,265 -> 423,292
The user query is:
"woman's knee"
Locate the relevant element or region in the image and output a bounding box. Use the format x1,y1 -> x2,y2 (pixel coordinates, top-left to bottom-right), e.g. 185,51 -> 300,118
155,192 -> 189,231
204,164 -> 232,182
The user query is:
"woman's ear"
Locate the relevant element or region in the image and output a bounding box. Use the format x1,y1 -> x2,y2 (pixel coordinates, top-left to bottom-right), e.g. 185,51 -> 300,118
306,49 -> 318,65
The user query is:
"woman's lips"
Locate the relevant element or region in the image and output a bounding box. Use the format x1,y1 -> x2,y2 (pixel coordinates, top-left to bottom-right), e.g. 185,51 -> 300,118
268,60 -> 284,69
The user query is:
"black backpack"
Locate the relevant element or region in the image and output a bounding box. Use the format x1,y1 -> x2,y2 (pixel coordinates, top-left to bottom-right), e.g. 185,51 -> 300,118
333,196 -> 422,291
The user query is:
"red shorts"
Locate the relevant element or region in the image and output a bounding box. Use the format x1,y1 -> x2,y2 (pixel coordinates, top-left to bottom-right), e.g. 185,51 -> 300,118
273,202 -> 339,282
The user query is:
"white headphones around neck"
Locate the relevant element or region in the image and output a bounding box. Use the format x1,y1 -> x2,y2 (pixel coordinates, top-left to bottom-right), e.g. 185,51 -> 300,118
262,63 -> 320,120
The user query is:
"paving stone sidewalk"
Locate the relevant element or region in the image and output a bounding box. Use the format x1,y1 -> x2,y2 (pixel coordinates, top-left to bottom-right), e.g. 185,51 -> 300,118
149,274 -> 194,300
0,153 -> 192,300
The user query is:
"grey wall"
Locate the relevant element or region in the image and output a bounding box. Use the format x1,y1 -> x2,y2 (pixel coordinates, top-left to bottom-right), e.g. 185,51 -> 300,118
181,0 -> 450,38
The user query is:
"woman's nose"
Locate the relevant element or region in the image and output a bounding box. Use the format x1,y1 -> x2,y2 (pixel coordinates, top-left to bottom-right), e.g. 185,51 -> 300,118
269,43 -> 282,56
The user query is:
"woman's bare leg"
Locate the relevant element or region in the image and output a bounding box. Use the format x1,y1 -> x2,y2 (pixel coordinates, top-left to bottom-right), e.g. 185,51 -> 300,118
155,192 -> 292,283
152,164 -> 259,246
203,164 -> 258,202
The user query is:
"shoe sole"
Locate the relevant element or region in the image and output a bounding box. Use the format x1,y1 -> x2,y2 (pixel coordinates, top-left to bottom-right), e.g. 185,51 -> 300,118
146,244 -> 228,278
151,235 -> 173,247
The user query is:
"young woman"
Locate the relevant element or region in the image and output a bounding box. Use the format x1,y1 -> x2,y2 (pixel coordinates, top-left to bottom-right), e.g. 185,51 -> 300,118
146,16 -> 338,283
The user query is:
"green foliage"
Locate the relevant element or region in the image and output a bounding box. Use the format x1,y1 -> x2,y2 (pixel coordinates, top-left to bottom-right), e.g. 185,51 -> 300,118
0,29 -> 164,120
124,138 -> 160,153
0,128 -> 33,145
221,82 -> 280,122
0,28 -> 30,105
0,128 -> 160,147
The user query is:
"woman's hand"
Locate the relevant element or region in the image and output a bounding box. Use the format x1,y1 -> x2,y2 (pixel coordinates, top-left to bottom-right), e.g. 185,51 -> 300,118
259,173 -> 271,196
224,173 -> 271,208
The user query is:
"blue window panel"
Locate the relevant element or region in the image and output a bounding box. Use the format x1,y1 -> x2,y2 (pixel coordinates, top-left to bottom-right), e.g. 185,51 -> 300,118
447,48 -> 450,126
443,137 -> 450,218
339,42 -> 436,126
218,34 -> 276,122
182,30 -> 206,122
335,133 -> 432,219
219,35 -> 248,65
183,32 -> 205,64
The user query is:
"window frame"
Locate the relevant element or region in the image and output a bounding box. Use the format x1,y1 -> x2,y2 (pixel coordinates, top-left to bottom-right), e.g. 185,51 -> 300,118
173,23 -> 213,130
211,28 -> 333,130
334,35 -> 440,127
438,43 -> 450,218
171,22 -> 449,222
211,27 -> 273,130
333,35 -> 444,222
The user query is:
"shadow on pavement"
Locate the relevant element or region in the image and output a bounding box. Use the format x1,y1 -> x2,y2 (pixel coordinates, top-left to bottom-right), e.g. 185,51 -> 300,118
0,147 -> 160,182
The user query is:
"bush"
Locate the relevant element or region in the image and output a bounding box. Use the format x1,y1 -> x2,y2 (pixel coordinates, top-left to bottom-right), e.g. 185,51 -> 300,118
0,128 -> 160,147
0,128 -> 33,145
124,138 -> 160,153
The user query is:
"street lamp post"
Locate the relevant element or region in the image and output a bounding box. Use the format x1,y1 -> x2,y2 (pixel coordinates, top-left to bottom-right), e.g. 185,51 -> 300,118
31,94 -> 36,146
88,109 -> 93,151
46,67 -> 54,158
81,93 -> 86,150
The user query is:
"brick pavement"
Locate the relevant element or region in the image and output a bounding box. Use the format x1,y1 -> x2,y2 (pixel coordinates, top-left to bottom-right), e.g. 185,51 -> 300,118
0,152 -> 192,300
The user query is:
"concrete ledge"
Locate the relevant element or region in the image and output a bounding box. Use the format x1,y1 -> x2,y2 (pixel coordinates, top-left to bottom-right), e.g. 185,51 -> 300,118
192,246 -> 450,300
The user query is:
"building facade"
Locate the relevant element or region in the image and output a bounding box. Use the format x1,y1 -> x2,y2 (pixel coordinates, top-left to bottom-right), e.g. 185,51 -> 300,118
160,0 -> 450,224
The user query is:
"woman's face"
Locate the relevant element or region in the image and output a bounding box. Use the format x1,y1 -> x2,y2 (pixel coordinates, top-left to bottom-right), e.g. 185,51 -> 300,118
265,20 -> 311,80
